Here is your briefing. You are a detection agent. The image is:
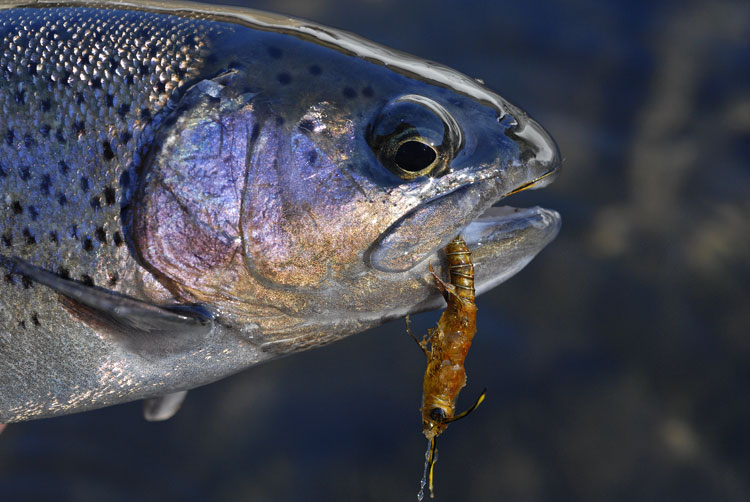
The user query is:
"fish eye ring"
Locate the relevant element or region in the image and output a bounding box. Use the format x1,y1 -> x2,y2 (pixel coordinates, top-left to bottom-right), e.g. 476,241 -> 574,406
368,95 -> 463,180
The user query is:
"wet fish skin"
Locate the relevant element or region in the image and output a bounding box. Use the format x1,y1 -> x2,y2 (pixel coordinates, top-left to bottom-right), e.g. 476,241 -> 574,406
0,1 -> 560,422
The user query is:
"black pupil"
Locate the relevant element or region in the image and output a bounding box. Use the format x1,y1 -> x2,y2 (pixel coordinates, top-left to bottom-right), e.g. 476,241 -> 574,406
395,141 -> 436,172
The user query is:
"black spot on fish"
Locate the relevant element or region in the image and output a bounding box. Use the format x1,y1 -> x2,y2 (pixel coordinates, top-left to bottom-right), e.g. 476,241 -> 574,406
56,128 -> 65,143
156,82 -> 166,93
31,313 -> 40,326
118,103 -> 130,118
49,231 -> 59,245
113,231 -> 124,247
4,273 -> 13,285
276,116 -> 285,126
83,237 -> 93,252
28,64 -> 37,77
90,196 -> 101,209
108,57 -> 118,70
343,87 -> 357,99
298,119 -> 315,132
108,272 -> 118,286
58,160 -> 69,175
120,131 -> 132,145
1,231 -> 11,247
102,141 -> 115,160
307,150 -> 318,165
95,227 -> 106,243
18,320 -> 26,329
362,86 -> 374,98
74,121 -> 85,136
40,124 -> 51,137
15,89 -> 25,105
163,114 -> 179,128
119,170 -> 130,188
106,94 -> 114,107
81,274 -> 94,287
140,108 -> 151,120
69,224 -> 79,240
80,176 -> 89,193
20,167 -> 30,181
12,201 -> 23,215
0,164 -> 6,177
91,77 -> 102,89
125,74 -> 135,86
41,99 -> 51,112
61,71 -> 71,86
250,124 -> 260,143
28,206 -> 39,221
138,63 -> 149,76
268,46 -> 282,59
24,134 -> 33,149
309,65 -> 322,76
277,72 -> 292,85
59,267 -> 70,279
148,44 -> 158,58
103,186 -> 116,205
75,92 -> 85,105
5,129 -> 13,145
23,227 -> 36,245
40,174 -> 52,195
21,275 -> 33,289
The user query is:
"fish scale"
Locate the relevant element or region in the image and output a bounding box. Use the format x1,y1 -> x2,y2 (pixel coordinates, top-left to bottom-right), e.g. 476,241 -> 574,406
0,8 -> 209,298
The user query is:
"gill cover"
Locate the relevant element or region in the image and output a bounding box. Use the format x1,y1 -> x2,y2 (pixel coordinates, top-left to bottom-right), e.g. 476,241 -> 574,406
135,76 -> 256,299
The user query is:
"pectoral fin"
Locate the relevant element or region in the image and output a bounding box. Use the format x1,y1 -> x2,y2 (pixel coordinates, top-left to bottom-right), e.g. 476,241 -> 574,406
1,255 -> 214,356
143,391 -> 189,421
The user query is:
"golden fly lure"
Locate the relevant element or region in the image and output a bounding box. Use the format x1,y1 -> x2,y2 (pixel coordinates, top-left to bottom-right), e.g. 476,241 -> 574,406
407,235 -> 486,499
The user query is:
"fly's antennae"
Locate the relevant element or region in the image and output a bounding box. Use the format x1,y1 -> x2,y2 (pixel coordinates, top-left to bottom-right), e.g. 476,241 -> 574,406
443,388 -> 486,424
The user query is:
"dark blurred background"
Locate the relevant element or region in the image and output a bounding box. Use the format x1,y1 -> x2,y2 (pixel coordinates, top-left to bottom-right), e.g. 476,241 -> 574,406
1,0 -> 749,500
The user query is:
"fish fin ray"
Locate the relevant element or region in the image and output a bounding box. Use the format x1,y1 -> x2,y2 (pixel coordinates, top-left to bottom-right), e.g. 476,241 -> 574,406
1,255 -> 214,355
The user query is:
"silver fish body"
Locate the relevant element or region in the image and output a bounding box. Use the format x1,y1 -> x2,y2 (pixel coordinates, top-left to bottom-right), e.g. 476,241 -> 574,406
0,0 -> 561,422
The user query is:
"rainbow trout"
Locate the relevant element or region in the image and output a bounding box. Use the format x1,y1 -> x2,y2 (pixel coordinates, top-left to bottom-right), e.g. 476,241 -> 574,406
0,0 -> 561,423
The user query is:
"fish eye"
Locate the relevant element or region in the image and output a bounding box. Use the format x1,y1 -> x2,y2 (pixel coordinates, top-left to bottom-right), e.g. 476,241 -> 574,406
429,407 -> 447,422
368,95 -> 462,180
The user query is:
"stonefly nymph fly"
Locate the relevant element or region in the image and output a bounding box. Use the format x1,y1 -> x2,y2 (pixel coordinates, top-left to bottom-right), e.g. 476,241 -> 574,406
407,235 -> 486,499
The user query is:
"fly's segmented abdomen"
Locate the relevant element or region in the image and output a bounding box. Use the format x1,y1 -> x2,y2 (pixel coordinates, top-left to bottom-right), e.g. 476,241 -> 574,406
445,235 -> 474,302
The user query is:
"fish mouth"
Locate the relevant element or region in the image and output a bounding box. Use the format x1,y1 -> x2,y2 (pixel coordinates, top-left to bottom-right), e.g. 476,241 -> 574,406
459,203 -> 560,296
368,165 -> 560,301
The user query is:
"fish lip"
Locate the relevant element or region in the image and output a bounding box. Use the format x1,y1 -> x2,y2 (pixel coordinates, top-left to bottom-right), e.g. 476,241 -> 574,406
459,204 -> 561,293
398,204 -> 560,315
367,162 -> 560,275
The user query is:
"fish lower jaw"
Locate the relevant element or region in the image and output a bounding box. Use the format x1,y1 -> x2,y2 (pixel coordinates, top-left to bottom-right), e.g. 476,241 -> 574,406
443,204 -> 561,296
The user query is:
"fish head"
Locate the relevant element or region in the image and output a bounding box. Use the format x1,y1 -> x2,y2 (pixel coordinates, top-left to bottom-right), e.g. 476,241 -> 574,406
134,29 -> 561,342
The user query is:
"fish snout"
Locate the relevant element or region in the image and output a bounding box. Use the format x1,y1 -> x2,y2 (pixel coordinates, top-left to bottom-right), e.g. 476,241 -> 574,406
505,113 -> 561,194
